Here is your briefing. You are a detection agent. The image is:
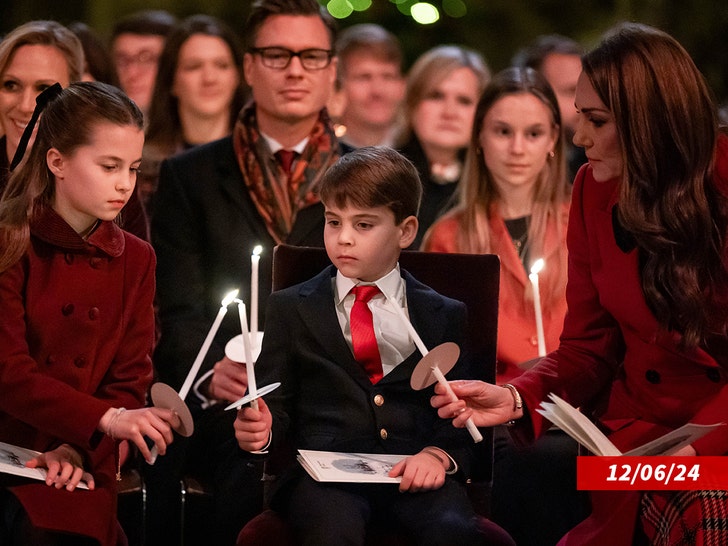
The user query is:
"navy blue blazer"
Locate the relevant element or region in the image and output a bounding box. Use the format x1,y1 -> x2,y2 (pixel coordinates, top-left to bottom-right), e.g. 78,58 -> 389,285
256,265 -> 478,488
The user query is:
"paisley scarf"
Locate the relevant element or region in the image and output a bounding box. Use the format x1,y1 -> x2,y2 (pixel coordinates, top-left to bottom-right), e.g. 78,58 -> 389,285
232,103 -> 341,243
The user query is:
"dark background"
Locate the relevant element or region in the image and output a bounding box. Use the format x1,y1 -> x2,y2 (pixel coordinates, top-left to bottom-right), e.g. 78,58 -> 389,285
3,0 -> 728,104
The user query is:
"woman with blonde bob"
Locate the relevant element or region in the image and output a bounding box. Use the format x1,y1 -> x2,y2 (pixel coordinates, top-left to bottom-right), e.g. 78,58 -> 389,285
397,44 -> 490,247
0,20 -> 83,191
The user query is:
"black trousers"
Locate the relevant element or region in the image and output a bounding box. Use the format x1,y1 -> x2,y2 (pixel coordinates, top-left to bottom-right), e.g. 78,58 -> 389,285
491,426 -> 591,546
275,473 -> 490,546
143,405 -> 264,546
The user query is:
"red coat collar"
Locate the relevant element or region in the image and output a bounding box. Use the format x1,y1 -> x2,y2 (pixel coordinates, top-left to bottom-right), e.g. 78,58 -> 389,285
30,206 -> 125,257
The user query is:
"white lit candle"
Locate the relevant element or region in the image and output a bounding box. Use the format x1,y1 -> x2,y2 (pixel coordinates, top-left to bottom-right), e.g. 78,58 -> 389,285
386,295 -> 482,443
178,289 -> 239,401
250,245 -> 262,338
529,258 -> 547,357
236,300 -> 259,410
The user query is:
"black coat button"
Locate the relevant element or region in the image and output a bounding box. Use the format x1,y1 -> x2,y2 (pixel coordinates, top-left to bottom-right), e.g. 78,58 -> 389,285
706,368 -> 721,383
62,303 -> 75,316
645,369 -> 661,384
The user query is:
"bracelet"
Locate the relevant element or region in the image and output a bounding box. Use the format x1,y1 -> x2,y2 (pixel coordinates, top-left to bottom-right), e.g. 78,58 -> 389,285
421,447 -> 451,471
501,384 -> 522,412
106,407 -> 126,440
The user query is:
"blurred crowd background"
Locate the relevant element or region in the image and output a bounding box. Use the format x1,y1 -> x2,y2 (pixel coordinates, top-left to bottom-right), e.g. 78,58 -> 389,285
4,0 -> 728,104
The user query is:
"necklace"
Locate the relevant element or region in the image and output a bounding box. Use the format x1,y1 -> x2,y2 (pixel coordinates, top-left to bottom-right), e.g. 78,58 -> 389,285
504,215 -> 531,263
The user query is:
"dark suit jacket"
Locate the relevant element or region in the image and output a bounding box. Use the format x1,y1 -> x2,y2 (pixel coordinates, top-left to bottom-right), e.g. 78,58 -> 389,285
256,266 -> 478,500
151,136 -> 328,392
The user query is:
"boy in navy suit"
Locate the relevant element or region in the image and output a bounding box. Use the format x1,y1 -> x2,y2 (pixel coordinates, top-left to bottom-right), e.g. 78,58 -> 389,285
234,147 -> 512,545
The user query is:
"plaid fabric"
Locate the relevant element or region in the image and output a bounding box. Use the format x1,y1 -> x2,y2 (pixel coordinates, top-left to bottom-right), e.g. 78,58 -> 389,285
640,490 -> 728,545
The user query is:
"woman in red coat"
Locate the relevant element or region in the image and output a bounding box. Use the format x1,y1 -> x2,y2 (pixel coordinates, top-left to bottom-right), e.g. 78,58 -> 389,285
432,23 -> 728,545
0,82 -> 179,545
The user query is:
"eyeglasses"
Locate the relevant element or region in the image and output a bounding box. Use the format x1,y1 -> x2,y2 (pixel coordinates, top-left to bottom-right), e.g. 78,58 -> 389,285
114,50 -> 159,70
249,47 -> 333,70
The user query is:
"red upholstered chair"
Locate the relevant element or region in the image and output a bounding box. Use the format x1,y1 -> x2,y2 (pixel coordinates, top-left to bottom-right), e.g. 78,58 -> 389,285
237,245 -> 511,546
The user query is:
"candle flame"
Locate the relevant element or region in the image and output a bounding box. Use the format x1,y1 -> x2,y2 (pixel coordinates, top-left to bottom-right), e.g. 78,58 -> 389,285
221,289 -> 239,307
252,245 -> 263,256
530,258 -> 545,275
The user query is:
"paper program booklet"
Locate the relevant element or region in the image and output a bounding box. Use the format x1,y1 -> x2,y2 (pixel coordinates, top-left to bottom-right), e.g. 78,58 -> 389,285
0,441 -> 89,490
297,449 -> 407,483
537,393 -> 723,456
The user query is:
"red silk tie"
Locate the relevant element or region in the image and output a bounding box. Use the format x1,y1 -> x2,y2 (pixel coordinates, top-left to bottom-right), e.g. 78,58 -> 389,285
275,149 -> 297,176
350,285 -> 383,384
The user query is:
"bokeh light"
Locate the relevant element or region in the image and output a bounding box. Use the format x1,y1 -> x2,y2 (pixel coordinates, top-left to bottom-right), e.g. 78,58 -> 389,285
411,2 -> 440,24
350,0 -> 373,11
327,0 -> 353,19
443,0 -> 468,18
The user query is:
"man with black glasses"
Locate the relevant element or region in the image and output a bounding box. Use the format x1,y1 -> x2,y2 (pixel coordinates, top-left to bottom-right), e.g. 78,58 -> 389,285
147,1 -> 346,544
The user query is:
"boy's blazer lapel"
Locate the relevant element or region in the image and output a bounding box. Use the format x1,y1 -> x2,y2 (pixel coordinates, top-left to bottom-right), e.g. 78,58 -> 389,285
296,266 -> 375,388
403,271 -> 449,351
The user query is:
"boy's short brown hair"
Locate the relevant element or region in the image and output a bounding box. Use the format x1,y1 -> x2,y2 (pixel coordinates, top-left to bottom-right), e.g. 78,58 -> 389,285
319,146 -> 422,224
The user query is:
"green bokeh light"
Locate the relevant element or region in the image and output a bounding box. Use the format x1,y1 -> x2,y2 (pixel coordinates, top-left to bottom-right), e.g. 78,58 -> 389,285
350,0 -> 372,11
411,2 -> 440,24
443,0 -> 467,18
327,0 -> 354,19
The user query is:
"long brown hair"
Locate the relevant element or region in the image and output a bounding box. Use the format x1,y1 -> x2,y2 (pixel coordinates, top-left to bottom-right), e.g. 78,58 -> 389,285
145,14 -> 246,154
584,22 -> 728,347
0,82 -> 143,273
435,66 -> 570,305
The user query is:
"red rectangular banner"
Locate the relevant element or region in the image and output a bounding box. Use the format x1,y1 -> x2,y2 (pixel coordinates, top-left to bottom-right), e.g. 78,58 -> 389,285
577,456 -> 728,490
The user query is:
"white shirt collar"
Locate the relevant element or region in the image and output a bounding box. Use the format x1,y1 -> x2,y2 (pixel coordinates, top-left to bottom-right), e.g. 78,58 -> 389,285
335,264 -> 403,305
261,132 -> 309,155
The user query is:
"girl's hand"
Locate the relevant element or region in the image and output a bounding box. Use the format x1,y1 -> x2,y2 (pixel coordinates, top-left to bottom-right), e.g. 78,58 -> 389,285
99,407 -> 181,464
389,450 -> 446,492
234,398 -> 272,452
26,444 -> 95,491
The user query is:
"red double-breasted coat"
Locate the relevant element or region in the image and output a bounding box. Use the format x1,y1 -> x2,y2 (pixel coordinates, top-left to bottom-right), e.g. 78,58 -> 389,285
0,207 -> 155,545
512,134 -> 728,545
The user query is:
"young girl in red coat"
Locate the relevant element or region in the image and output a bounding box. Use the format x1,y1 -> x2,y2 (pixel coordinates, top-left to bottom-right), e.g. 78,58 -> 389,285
0,82 -> 179,545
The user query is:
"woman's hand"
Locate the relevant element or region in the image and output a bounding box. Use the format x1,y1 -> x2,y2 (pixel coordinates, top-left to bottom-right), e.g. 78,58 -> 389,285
431,380 -> 519,427
26,443 -> 95,491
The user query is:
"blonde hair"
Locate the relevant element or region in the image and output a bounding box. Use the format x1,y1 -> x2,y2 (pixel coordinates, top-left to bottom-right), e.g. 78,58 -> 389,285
398,45 -> 490,145
0,21 -> 84,84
